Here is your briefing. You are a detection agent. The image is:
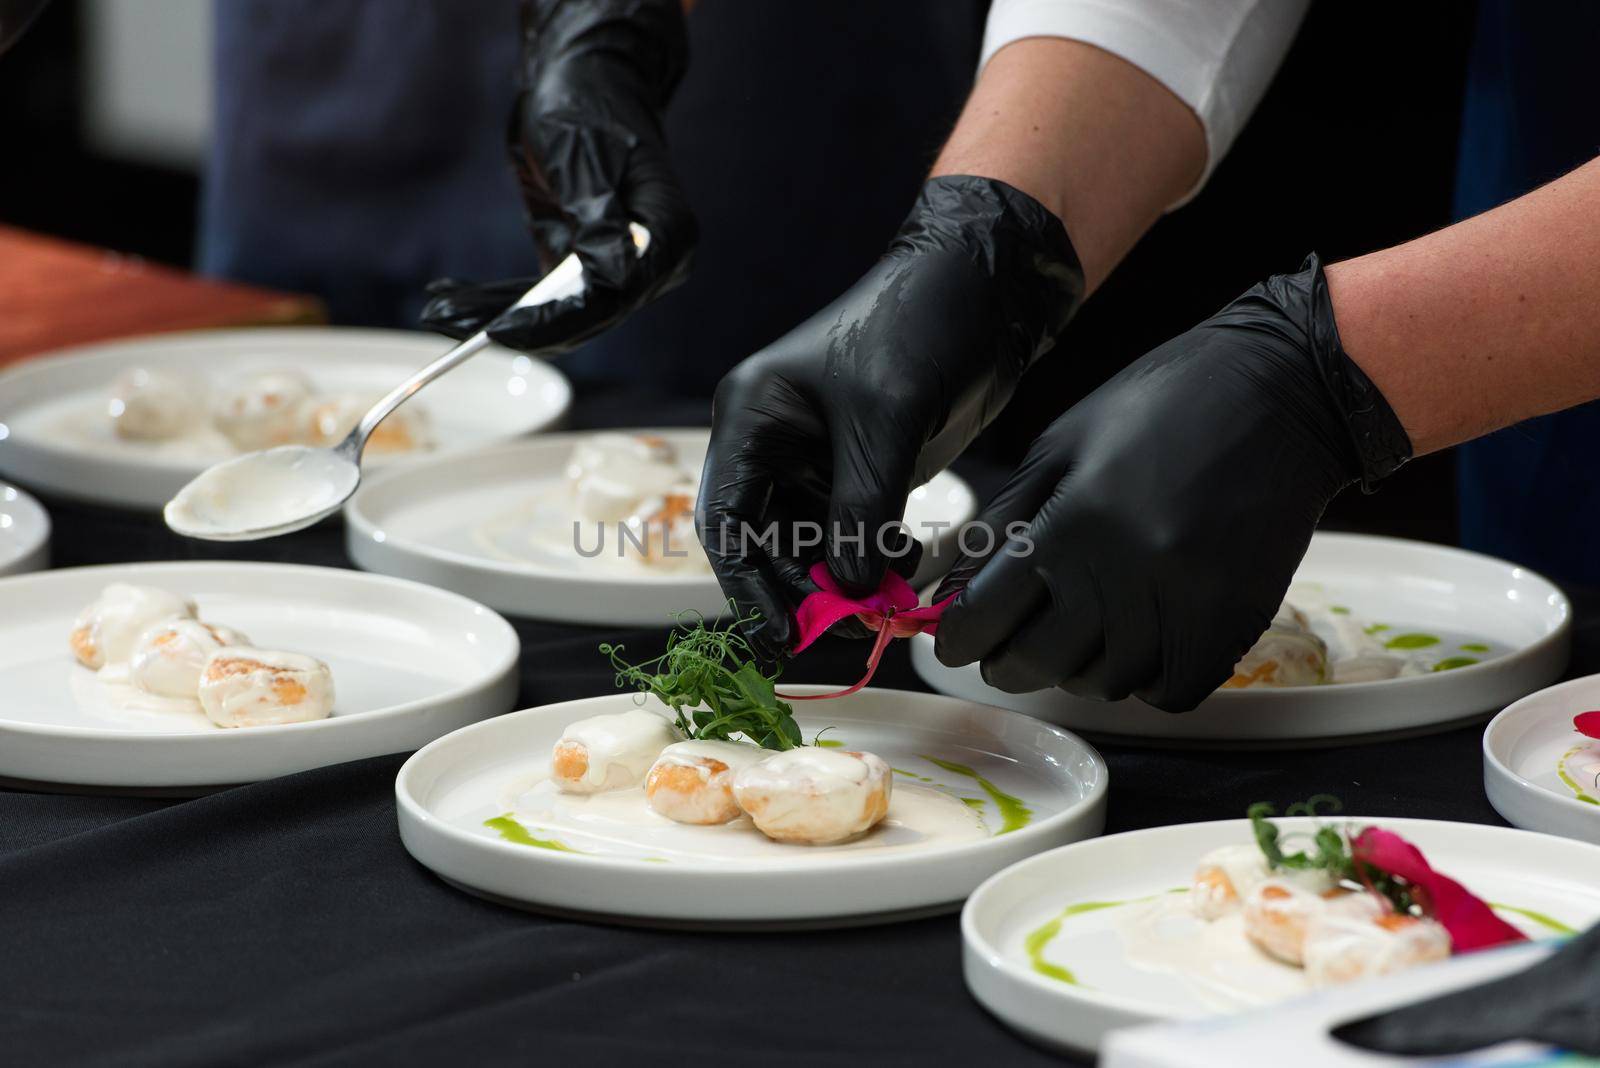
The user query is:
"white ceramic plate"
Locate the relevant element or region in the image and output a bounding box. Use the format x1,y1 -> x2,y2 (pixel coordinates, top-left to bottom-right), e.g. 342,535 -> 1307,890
0,482 -> 49,576
1484,674 -> 1600,845
346,429 -> 978,625
0,561 -> 520,791
396,687 -> 1108,928
963,817 -> 1600,1054
913,532 -> 1571,745
0,327 -> 572,509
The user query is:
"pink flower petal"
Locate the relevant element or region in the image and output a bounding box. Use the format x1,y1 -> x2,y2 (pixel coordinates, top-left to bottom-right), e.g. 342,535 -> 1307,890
789,563 -> 952,654
1574,711 -> 1600,739
1351,827 -> 1527,952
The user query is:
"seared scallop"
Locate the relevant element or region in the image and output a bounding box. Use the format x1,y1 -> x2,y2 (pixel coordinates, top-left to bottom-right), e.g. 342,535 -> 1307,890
645,739 -> 765,824
552,709 -> 680,794
70,584 -> 197,669
108,368 -> 204,441
198,648 -> 334,728
1303,894 -> 1452,986
732,748 -> 892,845
212,369 -> 313,451
129,619 -> 250,698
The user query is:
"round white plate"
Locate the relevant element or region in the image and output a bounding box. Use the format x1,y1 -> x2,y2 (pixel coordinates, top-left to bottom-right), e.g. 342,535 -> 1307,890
963,817 -> 1600,1054
396,687 -> 1108,928
913,532 -> 1571,745
0,561 -> 520,791
0,482 -> 49,576
0,327 -> 572,509
347,429 -> 978,625
1485,674 -> 1600,844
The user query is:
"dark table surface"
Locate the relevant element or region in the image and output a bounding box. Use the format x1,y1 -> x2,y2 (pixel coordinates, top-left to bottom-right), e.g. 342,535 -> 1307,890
3,391 -> 1594,1067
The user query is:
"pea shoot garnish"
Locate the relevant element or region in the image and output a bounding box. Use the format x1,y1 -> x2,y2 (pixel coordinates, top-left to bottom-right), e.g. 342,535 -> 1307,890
601,611 -> 802,751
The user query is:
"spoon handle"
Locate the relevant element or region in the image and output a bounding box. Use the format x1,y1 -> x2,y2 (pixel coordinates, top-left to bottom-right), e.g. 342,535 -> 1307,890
345,250 -> 588,459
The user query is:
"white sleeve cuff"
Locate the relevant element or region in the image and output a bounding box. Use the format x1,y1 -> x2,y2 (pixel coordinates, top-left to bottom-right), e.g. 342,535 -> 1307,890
980,0 -> 1310,206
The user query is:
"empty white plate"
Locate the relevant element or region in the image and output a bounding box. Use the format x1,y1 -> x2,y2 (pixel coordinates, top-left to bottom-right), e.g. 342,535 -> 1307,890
963,817 -> 1600,1054
396,686 -> 1108,928
0,482 -> 49,576
1484,674 -> 1600,844
346,429 -> 978,625
0,327 -> 572,509
0,561 -> 520,791
913,532 -> 1571,745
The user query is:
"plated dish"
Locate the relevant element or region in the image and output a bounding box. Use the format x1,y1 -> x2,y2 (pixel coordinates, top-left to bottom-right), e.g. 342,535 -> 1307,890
346,429 -> 978,625
1485,675 -> 1600,845
395,683 -> 1107,927
0,482 -> 49,576
0,327 -> 572,509
963,813 -> 1600,1053
0,562 -> 519,791
914,532 -> 1571,744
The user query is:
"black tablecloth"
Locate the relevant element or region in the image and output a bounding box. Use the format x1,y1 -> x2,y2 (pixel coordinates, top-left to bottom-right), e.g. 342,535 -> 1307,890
4,393 -> 1594,1067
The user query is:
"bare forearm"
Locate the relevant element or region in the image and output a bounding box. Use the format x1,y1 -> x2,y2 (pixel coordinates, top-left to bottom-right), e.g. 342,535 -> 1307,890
931,38 -> 1205,294
1327,156 -> 1600,455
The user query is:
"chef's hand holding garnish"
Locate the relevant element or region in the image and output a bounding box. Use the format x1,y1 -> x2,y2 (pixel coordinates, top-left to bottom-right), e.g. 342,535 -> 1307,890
695,175 -> 1085,662
420,0 -> 695,355
934,255 -> 1413,712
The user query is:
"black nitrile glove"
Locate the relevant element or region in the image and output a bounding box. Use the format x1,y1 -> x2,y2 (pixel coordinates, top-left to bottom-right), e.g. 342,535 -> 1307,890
1333,922 -> 1600,1057
697,176 -> 1084,661
934,254 -> 1412,712
420,0 -> 695,356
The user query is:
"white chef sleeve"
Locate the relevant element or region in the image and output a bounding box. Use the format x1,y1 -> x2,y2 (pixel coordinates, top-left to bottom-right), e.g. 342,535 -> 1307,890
980,0 -> 1311,205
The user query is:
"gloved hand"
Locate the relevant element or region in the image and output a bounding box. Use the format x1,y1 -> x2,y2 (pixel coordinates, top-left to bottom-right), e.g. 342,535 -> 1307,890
1334,920 -> 1600,1057
934,254 -> 1412,712
420,0 -> 695,356
697,175 -> 1084,662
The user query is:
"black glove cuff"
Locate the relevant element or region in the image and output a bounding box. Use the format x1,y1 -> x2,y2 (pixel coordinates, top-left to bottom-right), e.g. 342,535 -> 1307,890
901,176 -> 1086,361
1295,252 -> 1414,491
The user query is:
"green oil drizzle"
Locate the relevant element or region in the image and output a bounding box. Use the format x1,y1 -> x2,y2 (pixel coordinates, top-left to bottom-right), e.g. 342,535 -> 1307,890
1431,656 -> 1481,672
892,767 -> 935,783
1558,744 -> 1600,805
813,738 -> 844,748
961,797 -> 986,810
484,815 -> 581,853
1489,902 -> 1576,936
919,755 -> 1033,834
1024,896 -> 1173,987
1329,606 -> 1351,615
1459,642 -> 1491,653
1385,633 -> 1441,650
1364,623 -> 1391,635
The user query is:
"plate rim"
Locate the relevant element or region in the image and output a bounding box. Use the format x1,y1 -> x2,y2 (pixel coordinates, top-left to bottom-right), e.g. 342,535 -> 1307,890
962,815 -> 1600,1022
1484,673 -> 1600,825
395,684 -> 1110,878
0,481 -> 50,576
0,559 -> 522,741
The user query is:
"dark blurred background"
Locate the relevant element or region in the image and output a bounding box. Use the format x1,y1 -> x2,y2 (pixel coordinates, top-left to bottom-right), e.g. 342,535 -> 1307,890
0,0 -> 1479,541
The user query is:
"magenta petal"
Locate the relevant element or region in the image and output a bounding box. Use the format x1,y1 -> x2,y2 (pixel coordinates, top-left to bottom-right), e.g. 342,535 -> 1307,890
1352,827 -> 1528,952
1575,711 -> 1600,739
791,564 -> 951,652
792,591 -> 873,654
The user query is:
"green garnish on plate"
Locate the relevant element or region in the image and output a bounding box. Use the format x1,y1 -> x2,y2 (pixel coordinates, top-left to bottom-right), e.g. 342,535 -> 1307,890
602,611 -> 802,751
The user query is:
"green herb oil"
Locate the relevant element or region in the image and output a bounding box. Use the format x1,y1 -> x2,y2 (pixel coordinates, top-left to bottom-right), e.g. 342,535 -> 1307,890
484,815 -> 580,852
1385,633 -> 1441,650
918,756 -> 1032,834
1431,656 -> 1480,672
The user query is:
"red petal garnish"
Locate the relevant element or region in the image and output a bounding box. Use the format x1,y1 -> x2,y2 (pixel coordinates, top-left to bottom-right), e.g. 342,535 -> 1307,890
779,563 -> 954,700
1351,827 -> 1528,952
1574,711 -> 1600,739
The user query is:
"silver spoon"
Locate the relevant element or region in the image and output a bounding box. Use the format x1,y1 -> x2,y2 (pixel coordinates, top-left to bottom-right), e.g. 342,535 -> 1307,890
165,224 -> 650,541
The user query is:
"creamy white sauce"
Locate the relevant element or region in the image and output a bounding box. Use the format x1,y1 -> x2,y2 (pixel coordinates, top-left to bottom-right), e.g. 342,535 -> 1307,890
556,710 -> 681,791
129,618 -> 249,698
69,665 -> 213,730
1116,894 -> 1313,1012
71,584 -> 197,669
164,445 -> 358,540
651,739 -> 766,774
502,771 -> 984,862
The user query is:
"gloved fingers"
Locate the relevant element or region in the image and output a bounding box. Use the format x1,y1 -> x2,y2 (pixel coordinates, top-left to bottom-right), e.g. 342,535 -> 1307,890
418,277 -> 537,341
822,418 -> 920,594
933,536 -> 1049,670
482,289 -> 621,358
619,141 -> 696,302
978,579 -> 1103,694
1059,573 -> 1161,702
768,517 -> 924,644
1134,606 -> 1237,713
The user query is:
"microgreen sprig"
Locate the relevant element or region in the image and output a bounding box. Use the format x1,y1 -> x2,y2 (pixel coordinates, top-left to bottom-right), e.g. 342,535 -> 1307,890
600,610 -> 802,751
1248,796 -> 1420,915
